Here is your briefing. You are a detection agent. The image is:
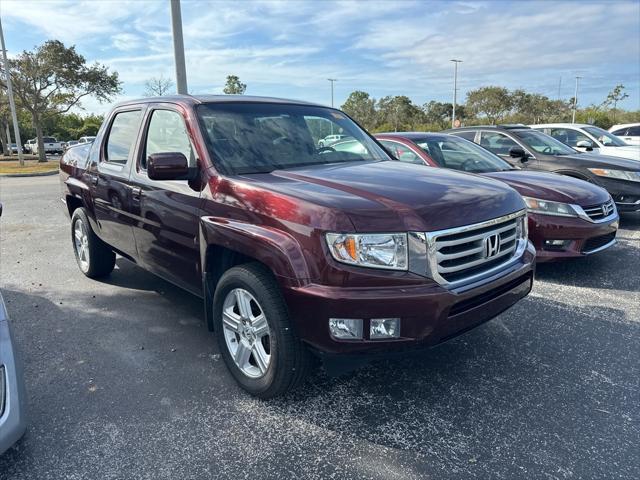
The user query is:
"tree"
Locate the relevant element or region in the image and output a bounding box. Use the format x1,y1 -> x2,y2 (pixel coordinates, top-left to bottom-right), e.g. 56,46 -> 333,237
341,91 -> 376,130
223,75 -> 246,95
377,96 -> 423,132
143,75 -> 173,96
465,86 -> 513,124
3,40 -> 120,162
601,84 -> 628,122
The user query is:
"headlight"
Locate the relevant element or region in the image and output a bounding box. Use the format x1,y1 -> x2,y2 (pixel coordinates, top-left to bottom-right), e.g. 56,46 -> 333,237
325,233 -> 408,270
588,168 -> 640,183
523,197 -> 578,217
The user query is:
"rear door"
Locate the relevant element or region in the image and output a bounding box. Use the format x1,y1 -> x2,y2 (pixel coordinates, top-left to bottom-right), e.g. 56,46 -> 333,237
128,105 -> 204,296
89,107 -> 144,258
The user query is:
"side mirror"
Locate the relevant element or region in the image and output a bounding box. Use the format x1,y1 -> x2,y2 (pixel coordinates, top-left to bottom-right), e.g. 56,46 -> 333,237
147,152 -> 189,181
508,147 -> 529,163
576,140 -> 593,151
0,202 -> 3,217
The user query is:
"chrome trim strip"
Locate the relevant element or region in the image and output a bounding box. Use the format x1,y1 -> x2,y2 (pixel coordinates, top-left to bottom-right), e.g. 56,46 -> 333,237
583,238 -> 617,255
572,200 -> 618,224
424,209 -> 526,238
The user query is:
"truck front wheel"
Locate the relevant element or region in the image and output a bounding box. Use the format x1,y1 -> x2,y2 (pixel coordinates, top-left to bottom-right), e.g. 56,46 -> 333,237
71,208 -> 116,278
213,263 -> 312,398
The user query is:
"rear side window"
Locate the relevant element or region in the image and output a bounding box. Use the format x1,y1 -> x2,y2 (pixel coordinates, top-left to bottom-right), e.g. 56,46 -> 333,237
627,126 -> 640,136
143,109 -> 195,169
549,128 -> 591,147
479,132 -> 518,155
105,110 -> 143,164
379,140 -> 423,165
453,131 -> 476,141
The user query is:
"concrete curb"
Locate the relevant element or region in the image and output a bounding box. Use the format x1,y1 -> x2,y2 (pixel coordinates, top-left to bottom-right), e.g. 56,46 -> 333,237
0,170 -> 58,178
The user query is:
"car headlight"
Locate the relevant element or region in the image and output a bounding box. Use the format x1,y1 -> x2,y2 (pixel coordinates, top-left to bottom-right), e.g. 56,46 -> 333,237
588,168 -> 640,183
325,233 -> 408,270
523,197 -> 578,217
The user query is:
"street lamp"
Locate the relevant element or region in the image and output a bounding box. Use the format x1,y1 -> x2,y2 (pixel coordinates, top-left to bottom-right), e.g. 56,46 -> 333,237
327,78 -> 337,107
572,76 -> 582,123
450,59 -> 462,128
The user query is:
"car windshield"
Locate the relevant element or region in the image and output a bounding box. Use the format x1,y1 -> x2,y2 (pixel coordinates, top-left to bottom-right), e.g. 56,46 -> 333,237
515,130 -> 577,155
43,137 -> 56,143
414,135 -> 514,172
584,126 -> 628,146
197,102 -> 390,174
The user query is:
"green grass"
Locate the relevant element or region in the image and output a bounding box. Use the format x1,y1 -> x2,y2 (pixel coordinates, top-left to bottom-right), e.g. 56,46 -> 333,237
0,159 -> 59,175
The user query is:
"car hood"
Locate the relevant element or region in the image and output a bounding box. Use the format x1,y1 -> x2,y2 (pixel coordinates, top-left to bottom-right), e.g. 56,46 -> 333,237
598,145 -> 640,161
483,171 -> 609,206
246,161 -> 526,232
558,152 -> 640,170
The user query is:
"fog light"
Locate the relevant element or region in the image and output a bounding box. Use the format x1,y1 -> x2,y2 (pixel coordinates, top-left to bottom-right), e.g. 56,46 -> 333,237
370,318 -> 400,339
329,318 -> 363,340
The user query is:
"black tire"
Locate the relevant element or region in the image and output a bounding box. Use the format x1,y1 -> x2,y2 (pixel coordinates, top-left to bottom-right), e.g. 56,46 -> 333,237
71,208 -> 116,278
213,263 -> 312,399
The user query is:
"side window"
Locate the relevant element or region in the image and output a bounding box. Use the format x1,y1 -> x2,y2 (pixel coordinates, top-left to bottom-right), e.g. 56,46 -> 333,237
549,128 -> 591,147
454,131 -> 476,142
380,140 -> 423,165
479,132 -> 518,155
611,128 -> 628,136
143,109 -> 195,169
105,110 -> 142,164
627,126 -> 640,136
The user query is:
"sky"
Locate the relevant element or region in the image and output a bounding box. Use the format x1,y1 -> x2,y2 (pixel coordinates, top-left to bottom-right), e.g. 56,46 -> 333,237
1,0 -> 639,115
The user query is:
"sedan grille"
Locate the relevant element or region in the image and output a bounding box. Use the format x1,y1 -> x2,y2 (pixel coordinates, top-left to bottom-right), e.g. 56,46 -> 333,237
582,199 -> 615,221
425,210 -> 527,288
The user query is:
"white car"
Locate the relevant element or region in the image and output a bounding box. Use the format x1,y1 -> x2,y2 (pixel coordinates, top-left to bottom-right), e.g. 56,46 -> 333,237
318,134 -> 347,148
531,123 -> 640,161
77,136 -> 96,144
609,123 -> 640,146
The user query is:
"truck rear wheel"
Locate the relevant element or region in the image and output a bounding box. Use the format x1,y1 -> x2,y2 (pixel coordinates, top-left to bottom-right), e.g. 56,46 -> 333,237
71,208 -> 116,278
213,263 -> 312,399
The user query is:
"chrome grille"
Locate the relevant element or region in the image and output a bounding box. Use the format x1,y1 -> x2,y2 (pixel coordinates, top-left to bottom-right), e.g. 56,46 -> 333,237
581,199 -> 615,221
425,210 -> 527,288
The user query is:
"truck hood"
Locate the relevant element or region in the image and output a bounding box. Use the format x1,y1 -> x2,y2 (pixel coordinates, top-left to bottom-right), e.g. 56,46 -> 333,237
246,161 -> 525,232
483,171 -> 610,206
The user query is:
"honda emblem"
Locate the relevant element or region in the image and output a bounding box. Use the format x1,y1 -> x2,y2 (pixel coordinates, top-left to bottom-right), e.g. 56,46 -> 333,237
484,234 -> 501,258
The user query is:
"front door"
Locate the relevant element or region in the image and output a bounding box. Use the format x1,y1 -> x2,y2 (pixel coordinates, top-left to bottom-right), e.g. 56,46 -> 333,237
89,108 -> 144,258
478,131 -> 535,170
129,106 -> 203,296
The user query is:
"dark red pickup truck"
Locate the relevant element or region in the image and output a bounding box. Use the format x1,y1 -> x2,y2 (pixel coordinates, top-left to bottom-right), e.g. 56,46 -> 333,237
60,95 -> 535,398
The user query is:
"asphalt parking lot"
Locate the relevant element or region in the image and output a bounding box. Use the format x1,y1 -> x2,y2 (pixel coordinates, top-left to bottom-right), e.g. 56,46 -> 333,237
0,175 -> 638,480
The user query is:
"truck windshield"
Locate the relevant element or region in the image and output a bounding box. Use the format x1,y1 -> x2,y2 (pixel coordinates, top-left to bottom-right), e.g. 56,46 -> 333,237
197,102 -> 390,174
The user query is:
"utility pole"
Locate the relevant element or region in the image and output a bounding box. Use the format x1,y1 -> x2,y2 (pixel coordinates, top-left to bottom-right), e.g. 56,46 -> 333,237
572,76 -> 582,123
327,78 -> 337,107
557,76 -> 562,101
0,17 -> 24,165
170,0 -> 188,94
450,59 -> 462,128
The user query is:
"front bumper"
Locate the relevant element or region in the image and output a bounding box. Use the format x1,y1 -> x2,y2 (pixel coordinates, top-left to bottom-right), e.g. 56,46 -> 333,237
0,304 -> 27,455
283,247 -> 535,355
528,212 -> 619,262
593,177 -> 640,212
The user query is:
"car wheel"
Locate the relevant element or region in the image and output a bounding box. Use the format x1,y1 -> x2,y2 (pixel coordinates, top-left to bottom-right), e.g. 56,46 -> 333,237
213,263 -> 312,399
71,208 -> 116,278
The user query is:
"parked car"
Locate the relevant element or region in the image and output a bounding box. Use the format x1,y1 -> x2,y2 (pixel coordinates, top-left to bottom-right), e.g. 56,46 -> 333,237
77,136 -> 96,144
608,123 -> 640,146
64,140 -> 79,151
9,144 -> 19,154
23,139 -> 36,154
445,125 -> 640,212
530,123 -> 640,161
0,204 -> 28,455
60,95 -> 535,398
374,133 -> 619,261
317,134 -> 347,147
31,136 -> 64,156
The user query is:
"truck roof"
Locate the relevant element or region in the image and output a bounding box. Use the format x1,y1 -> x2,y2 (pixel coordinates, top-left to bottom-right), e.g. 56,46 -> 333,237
114,94 -> 324,109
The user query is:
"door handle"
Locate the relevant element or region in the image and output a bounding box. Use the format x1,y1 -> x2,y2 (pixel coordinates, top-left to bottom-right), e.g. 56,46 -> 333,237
131,187 -> 142,199
91,175 -> 99,186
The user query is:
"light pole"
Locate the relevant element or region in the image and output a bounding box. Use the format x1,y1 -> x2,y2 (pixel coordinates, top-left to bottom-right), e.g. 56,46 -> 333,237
0,17 -> 24,165
170,0 -> 188,94
572,76 -> 582,123
327,78 -> 337,107
450,59 -> 462,128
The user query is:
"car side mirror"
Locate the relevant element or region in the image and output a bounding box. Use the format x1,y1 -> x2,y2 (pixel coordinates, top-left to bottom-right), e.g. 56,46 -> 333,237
576,140 -> 593,151
509,146 -> 527,160
147,152 -> 190,181
0,202 -> 3,218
